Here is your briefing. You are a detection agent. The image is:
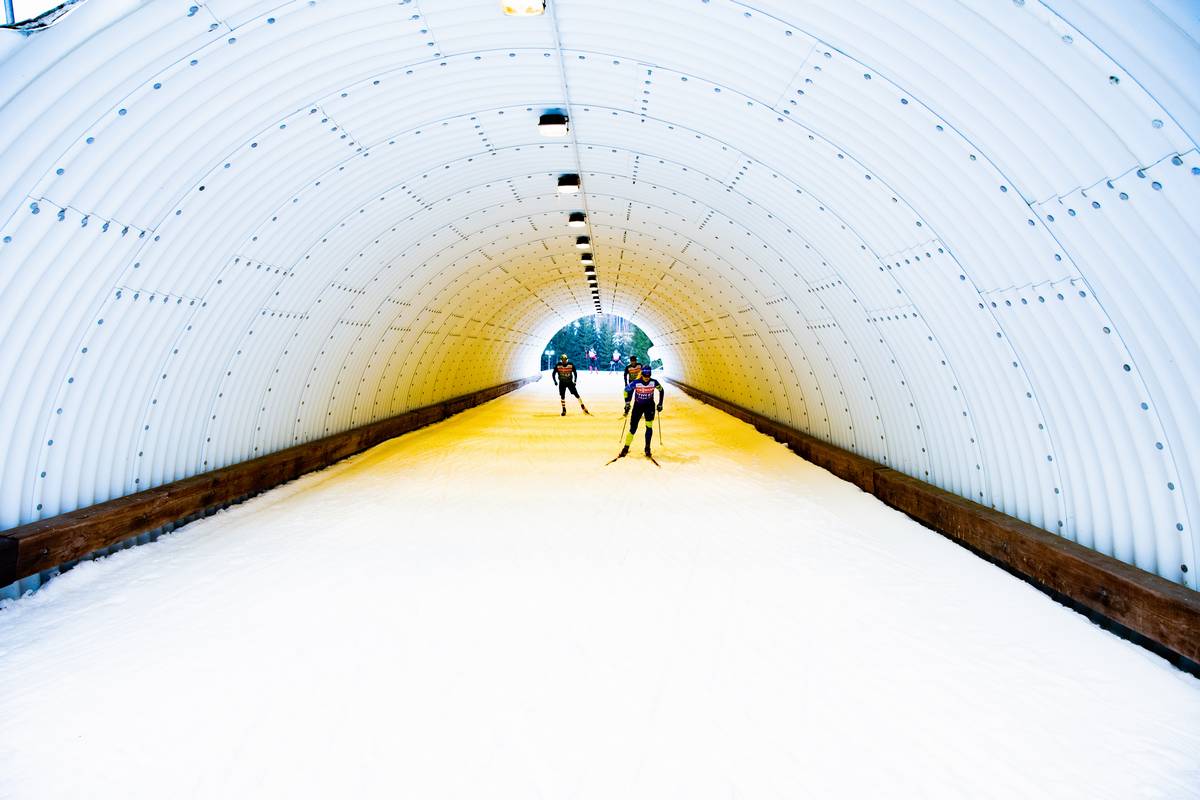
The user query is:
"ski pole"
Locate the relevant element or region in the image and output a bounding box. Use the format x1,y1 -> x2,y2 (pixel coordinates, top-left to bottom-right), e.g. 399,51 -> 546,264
658,409 -> 663,448
617,411 -> 628,444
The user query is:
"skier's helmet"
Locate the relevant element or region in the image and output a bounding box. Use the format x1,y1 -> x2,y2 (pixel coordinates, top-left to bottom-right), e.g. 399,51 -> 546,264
629,355 -> 638,363
640,366 -> 652,377
559,353 -> 568,362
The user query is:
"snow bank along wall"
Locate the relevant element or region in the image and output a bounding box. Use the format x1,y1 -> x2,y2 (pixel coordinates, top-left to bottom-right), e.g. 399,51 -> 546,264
0,2 -> 1197,606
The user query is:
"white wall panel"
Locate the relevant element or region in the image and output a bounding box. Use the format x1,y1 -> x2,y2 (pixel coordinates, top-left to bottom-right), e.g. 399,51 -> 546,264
0,0 -> 1195,592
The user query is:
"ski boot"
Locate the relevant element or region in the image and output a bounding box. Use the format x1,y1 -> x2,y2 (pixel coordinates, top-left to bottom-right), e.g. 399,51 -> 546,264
561,407 -> 566,416
618,445 -> 629,458
580,403 -> 590,415
644,445 -> 653,458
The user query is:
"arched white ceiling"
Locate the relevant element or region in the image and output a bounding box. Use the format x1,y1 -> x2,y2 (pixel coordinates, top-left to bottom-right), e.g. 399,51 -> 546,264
0,0 -> 1196,589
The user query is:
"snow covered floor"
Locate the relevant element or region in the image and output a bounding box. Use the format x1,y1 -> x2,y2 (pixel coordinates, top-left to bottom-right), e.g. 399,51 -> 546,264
1,373 -> 1198,799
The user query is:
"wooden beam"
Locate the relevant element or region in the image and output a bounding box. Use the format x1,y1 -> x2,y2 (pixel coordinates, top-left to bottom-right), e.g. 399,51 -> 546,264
873,469 -> 1200,663
671,379 -> 1200,665
0,376 -> 539,587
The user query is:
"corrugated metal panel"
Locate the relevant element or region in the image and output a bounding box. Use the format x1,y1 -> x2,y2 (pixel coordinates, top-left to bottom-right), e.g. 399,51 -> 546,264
0,0 -> 1194,593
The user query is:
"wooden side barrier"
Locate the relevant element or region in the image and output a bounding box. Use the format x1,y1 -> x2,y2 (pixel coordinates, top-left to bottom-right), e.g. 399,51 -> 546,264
671,380 -> 1200,666
0,376 -> 540,587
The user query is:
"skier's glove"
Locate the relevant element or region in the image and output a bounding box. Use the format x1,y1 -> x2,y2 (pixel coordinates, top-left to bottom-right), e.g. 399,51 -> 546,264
656,403 -> 663,412
623,403 -> 630,415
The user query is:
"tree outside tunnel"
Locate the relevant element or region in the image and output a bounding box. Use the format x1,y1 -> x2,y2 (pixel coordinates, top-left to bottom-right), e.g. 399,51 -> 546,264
543,314 -> 662,374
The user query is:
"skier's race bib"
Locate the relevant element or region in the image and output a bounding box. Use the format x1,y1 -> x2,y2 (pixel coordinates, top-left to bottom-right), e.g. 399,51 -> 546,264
632,381 -> 657,402
555,364 -> 575,381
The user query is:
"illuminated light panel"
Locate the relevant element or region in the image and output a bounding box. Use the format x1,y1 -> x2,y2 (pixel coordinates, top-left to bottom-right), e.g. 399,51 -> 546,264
557,174 -> 581,194
539,112 -> 569,137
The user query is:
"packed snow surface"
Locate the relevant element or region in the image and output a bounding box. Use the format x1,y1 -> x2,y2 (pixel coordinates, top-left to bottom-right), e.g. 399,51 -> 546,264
1,373 -> 1198,799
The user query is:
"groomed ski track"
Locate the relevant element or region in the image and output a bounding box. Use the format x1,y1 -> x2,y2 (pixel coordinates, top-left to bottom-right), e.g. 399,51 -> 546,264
1,373 -> 1197,799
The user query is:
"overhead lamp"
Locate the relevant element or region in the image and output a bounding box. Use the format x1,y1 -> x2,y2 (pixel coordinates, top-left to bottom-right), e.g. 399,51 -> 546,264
568,212 -> 586,228
502,1 -> 545,15
575,236 -> 590,249
581,254 -> 594,266
557,174 -> 581,194
539,113 -> 569,137
584,265 -> 596,274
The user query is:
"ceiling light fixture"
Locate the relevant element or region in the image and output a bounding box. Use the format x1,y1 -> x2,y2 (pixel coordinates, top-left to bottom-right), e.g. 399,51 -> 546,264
502,1 -> 545,16
575,236 -> 590,250
568,212 -> 586,228
538,112 -> 569,137
557,174 -> 581,194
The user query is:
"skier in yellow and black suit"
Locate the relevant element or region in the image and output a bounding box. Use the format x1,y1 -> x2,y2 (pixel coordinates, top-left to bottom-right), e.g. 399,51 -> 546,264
618,365 -> 665,458
623,354 -> 642,385
552,353 -> 590,416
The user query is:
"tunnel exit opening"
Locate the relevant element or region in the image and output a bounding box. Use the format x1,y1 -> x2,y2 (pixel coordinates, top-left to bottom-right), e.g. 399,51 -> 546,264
542,314 -> 665,376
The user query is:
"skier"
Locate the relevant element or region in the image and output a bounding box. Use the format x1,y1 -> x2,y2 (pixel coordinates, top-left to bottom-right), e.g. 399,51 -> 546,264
610,351 -> 621,372
552,353 -> 589,416
623,354 -> 642,385
588,348 -> 597,372
617,364 -> 665,459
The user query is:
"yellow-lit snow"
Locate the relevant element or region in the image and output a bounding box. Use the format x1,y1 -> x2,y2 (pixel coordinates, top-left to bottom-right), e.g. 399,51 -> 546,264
1,373 -> 1198,799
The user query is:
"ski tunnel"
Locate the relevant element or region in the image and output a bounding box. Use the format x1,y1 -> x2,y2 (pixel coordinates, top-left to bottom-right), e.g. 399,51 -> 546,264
2,0 -> 1200,796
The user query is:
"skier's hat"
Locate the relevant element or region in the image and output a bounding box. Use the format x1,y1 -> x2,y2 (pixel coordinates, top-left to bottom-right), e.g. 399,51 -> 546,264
640,365 -> 652,376
559,353 -> 568,361
629,354 -> 638,361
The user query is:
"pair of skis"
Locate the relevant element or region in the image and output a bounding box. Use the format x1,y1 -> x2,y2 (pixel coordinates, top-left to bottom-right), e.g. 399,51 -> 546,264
606,409 -> 660,466
605,451 -> 660,467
